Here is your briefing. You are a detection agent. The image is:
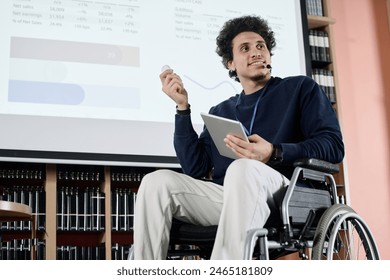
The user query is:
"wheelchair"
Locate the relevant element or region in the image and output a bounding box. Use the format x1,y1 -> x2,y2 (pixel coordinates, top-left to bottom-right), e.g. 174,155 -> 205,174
166,158 -> 380,260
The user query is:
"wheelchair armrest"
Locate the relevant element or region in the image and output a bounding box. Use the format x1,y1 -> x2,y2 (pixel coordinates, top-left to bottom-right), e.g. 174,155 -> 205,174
293,158 -> 339,174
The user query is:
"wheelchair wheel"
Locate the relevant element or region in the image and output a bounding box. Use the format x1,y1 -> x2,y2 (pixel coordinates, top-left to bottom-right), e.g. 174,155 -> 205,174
312,204 -> 380,260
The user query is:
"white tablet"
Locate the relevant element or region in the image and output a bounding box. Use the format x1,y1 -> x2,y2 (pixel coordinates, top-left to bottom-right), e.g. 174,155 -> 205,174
200,112 -> 249,159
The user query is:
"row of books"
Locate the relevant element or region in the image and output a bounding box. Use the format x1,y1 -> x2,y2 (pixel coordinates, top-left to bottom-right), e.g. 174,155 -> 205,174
57,187 -> 138,231
0,237 -> 132,260
57,168 -> 153,182
309,29 -> 331,63
0,239 -> 45,260
0,162 -> 158,183
312,68 -> 336,104
112,243 -> 132,260
57,171 -> 102,181
111,169 -> 150,182
57,187 -> 105,231
1,185 -> 138,232
0,168 -> 44,180
57,164 -> 104,181
305,0 -> 323,16
0,186 -> 45,231
0,233 -> 133,260
57,245 -> 105,260
112,188 -> 136,231
56,244 -> 132,260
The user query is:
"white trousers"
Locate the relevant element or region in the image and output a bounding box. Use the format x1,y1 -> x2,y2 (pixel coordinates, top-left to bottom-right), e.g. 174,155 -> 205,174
133,158 -> 289,260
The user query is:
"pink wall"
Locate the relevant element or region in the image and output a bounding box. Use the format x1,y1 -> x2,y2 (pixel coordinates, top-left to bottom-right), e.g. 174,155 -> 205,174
329,0 -> 390,259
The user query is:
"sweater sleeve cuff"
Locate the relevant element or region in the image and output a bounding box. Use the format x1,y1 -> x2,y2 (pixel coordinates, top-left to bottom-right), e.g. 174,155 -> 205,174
175,113 -> 197,135
280,143 -> 303,163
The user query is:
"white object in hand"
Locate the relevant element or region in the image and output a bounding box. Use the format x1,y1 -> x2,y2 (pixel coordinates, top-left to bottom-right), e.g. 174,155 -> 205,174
161,65 -> 171,73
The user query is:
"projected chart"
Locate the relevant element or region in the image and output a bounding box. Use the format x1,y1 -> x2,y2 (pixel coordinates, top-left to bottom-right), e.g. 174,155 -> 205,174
6,0 -> 253,124
8,0 -> 143,113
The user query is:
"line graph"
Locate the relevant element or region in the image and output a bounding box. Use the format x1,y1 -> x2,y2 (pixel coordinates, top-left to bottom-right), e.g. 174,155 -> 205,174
183,74 -> 241,95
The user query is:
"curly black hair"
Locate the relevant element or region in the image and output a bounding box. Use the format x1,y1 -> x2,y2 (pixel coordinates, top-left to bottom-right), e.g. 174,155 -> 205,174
216,15 -> 276,70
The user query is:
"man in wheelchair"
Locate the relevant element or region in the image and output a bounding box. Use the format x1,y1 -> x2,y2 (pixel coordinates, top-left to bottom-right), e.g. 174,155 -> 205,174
132,15 -> 345,260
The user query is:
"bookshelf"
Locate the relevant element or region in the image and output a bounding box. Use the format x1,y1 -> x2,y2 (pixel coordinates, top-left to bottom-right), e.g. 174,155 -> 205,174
306,0 -> 347,202
0,162 -> 177,260
278,0 -> 347,260
0,0 -> 347,260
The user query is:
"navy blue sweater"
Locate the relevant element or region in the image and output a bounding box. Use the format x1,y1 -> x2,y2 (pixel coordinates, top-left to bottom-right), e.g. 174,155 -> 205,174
174,76 -> 344,185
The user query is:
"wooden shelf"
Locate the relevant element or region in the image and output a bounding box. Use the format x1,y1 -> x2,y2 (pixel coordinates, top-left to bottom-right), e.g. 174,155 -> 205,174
0,200 -> 36,260
0,200 -> 33,221
308,15 -> 335,29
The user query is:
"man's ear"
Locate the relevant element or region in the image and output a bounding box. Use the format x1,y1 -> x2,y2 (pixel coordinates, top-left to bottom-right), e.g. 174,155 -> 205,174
227,60 -> 234,71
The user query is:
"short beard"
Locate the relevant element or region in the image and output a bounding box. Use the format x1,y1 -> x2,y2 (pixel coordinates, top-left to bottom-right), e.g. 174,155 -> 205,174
251,73 -> 268,82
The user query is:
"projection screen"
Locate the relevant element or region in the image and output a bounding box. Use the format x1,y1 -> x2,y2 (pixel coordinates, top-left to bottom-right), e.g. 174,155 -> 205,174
0,0 -> 309,167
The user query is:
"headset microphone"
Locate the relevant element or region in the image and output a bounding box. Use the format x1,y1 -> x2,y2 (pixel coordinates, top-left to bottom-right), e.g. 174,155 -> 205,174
266,64 -> 272,69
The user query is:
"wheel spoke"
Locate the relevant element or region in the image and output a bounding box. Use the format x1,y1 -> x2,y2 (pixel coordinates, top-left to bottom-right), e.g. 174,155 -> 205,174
312,204 -> 380,260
